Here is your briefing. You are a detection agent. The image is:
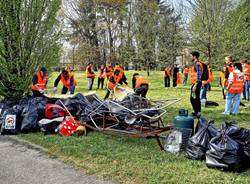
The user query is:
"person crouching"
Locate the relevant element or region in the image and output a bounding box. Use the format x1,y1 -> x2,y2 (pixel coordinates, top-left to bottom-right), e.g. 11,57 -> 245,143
53,69 -> 76,94
132,73 -> 149,98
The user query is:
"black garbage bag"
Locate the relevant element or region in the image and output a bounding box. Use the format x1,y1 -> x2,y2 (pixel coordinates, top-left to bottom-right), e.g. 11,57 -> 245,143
224,122 -> 250,167
0,99 -> 13,117
38,117 -> 64,134
185,120 -> 218,160
56,93 -> 93,119
206,125 -> 244,172
195,117 -> 219,137
0,105 -> 22,135
20,102 -> 39,133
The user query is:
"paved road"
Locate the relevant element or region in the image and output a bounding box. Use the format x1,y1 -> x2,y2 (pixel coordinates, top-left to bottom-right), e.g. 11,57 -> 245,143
0,136 -> 115,184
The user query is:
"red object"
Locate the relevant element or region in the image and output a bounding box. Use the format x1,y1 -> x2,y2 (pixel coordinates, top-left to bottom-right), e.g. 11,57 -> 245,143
45,104 -> 68,119
58,117 -> 80,137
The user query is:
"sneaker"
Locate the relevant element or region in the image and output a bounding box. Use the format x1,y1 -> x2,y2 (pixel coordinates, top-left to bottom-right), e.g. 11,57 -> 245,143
221,112 -> 230,115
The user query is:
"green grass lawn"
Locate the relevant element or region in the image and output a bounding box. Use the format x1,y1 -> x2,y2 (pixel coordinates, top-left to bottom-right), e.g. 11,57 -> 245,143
19,70 -> 250,184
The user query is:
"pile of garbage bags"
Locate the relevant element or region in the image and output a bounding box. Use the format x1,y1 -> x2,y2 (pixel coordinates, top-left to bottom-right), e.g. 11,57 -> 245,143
0,93 -> 98,136
185,118 -> 250,172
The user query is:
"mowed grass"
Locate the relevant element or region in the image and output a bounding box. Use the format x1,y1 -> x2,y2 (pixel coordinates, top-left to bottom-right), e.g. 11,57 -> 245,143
19,70 -> 250,184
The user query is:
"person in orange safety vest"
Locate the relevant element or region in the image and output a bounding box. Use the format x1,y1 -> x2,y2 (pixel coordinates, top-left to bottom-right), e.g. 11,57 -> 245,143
97,65 -> 105,89
132,73 -> 149,98
53,69 -> 76,94
86,62 -> 96,90
182,65 -> 189,85
31,67 -> 48,97
105,63 -> 113,79
241,59 -> 250,101
104,69 -> 123,99
164,66 -> 171,88
223,63 -> 244,115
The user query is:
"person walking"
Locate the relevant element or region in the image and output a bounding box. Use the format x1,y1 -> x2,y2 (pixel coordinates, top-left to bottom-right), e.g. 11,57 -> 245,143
190,51 -> 203,118
132,73 -> 149,98
223,63 -> 244,115
164,66 -> 171,88
97,65 -> 105,89
53,69 -> 76,94
31,67 -> 48,97
86,62 -> 95,90
183,65 -> 189,85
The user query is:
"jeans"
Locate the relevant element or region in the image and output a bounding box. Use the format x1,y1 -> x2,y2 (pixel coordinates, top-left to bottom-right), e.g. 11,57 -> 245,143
244,80 -> 250,100
201,84 -> 208,99
224,93 -> 241,114
87,78 -> 94,90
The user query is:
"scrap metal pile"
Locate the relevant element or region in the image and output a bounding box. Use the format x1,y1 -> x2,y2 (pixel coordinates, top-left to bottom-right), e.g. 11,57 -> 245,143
0,90 -> 180,140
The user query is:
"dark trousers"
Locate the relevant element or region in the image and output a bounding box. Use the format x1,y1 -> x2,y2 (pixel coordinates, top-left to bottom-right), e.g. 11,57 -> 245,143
61,86 -> 75,94
190,82 -> 202,114
32,90 -> 44,97
222,87 -> 225,99
135,84 -> 148,98
164,76 -> 170,87
173,78 -> 177,87
104,89 -> 111,100
97,78 -> 104,89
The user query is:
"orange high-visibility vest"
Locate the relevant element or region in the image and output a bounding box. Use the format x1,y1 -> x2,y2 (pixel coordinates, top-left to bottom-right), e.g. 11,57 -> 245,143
98,68 -> 105,78
60,74 -> 71,89
67,68 -> 77,86
219,71 -> 225,87
244,64 -> 250,81
228,72 -> 244,93
86,66 -> 95,78
164,67 -> 171,77
107,74 -> 122,90
31,71 -> 47,91
135,76 -> 148,88
183,68 -> 189,75
190,62 -> 203,84
105,66 -> 112,78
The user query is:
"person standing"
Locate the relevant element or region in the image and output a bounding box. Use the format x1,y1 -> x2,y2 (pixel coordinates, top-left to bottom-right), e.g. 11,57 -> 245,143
105,63 -> 112,79
223,63 -> 244,115
241,59 -> 250,101
86,62 -> 95,90
132,73 -> 149,98
164,66 -> 171,88
190,51 -> 203,118
31,67 -> 48,97
173,64 -> 179,88
219,67 -> 226,99
201,62 -> 210,101
53,69 -> 76,94
97,65 -> 105,89
183,65 -> 189,85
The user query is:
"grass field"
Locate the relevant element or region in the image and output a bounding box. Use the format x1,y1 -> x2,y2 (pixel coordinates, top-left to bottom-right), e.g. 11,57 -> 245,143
19,70 -> 250,184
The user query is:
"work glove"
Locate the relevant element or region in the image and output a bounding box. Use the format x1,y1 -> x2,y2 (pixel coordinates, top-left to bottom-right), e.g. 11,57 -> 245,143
39,89 -> 44,94
67,90 -> 71,95
53,87 -> 57,93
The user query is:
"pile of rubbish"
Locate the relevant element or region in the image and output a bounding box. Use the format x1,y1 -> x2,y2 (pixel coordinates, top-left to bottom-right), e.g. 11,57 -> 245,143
165,117 -> 250,172
0,93 -> 179,138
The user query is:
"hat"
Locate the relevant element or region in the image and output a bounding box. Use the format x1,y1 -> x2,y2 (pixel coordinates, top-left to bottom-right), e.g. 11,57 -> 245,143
40,67 -> 47,74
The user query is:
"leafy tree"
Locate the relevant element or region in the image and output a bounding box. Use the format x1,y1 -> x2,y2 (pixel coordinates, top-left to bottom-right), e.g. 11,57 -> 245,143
0,0 -> 61,101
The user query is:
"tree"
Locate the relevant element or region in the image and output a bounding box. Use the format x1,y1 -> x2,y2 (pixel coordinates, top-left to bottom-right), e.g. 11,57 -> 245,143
0,0 -> 61,101
187,0 -> 233,66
